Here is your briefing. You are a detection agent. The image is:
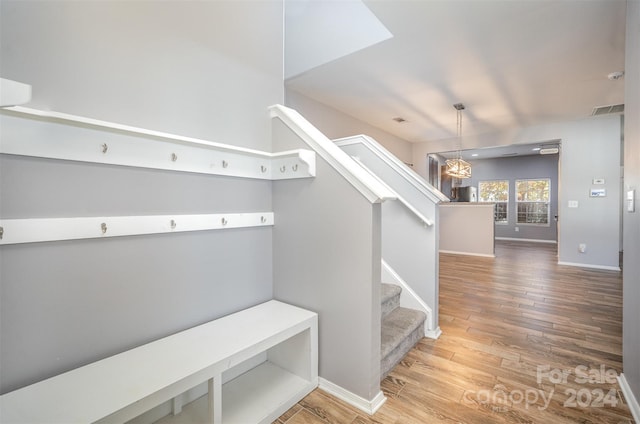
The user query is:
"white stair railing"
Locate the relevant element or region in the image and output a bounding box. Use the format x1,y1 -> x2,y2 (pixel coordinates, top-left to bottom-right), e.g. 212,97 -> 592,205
351,157 -> 433,227
336,135 -> 447,339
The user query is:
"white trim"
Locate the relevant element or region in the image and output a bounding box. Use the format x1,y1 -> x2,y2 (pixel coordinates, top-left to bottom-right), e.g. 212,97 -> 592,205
424,327 -> 442,340
317,377 -> 386,416
618,374 -> 640,423
495,237 -> 557,244
439,250 -> 495,258
354,158 -> 433,226
335,135 -> 449,204
381,259 -> 434,331
1,107 -> 316,180
0,212 -> 273,245
270,105 -> 396,204
0,78 -> 31,107
557,261 -> 621,271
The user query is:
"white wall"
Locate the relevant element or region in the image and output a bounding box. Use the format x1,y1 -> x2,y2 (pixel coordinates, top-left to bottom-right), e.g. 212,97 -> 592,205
413,115 -> 621,270
0,0 -> 283,394
623,0 -> 640,407
286,90 -> 413,164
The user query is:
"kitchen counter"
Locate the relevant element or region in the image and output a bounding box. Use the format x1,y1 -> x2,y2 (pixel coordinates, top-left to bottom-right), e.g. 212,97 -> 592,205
439,203 -> 495,257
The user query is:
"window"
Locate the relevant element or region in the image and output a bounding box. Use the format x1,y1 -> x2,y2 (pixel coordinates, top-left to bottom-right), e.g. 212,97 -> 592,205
516,179 -> 550,225
478,180 -> 509,224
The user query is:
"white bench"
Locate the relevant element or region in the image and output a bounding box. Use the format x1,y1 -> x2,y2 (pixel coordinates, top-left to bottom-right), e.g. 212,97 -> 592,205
0,300 -> 318,424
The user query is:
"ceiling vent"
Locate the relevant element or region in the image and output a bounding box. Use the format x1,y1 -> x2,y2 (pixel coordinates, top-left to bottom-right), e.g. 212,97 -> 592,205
591,104 -> 624,116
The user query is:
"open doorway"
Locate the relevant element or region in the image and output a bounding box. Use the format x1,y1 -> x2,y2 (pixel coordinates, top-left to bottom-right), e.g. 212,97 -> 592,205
429,142 -> 560,244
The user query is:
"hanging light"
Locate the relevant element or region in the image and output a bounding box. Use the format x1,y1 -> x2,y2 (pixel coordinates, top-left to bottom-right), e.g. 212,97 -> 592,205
445,103 -> 471,178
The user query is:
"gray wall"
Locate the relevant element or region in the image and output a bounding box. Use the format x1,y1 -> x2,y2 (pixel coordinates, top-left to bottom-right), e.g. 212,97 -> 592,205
623,0 -> 640,405
382,200 -> 438,325
285,90 -> 414,165
0,0 -> 282,394
413,115 -> 621,269
272,120 -> 382,401
558,116 -> 621,269
339,140 -> 440,327
452,154 -> 559,242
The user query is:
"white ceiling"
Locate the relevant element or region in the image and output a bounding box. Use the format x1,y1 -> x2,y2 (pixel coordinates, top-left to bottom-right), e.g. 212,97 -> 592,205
285,0 -> 627,144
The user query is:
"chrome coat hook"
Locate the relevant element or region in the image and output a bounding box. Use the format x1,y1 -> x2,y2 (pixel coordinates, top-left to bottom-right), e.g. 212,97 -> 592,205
292,164 -> 298,172
101,143 -> 108,154
222,160 -> 229,168
261,165 -> 267,173
260,216 -> 267,224
171,153 -> 178,162
0,226 -> 3,240
280,165 -> 286,173
170,219 -> 177,230
221,217 -> 228,226
101,223 -> 107,234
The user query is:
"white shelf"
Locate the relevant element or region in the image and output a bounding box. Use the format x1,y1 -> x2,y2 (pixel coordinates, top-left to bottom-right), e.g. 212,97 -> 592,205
0,78 -> 32,107
0,212 -> 274,245
0,106 -> 316,180
223,361 -> 313,424
0,300 -> 318,424
158,362 -> 313,424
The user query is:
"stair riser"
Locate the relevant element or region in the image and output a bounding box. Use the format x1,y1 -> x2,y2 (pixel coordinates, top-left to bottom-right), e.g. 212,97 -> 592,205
381,293 -> 400,319
381,324 -> 424,380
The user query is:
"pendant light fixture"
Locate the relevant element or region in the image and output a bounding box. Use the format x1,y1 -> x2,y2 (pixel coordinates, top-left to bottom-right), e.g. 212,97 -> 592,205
445,103 -> 471,179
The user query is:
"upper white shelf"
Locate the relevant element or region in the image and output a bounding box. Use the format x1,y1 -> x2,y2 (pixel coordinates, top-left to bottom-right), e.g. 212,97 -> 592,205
0,78 -> 32,107
0,106 -> 316,180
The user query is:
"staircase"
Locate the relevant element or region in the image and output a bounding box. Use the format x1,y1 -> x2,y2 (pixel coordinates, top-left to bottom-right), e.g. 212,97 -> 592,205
380,283 -> 426,379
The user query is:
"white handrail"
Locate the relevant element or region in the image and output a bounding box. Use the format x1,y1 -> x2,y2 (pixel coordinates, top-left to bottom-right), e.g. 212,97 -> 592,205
335,135 -> 449,203
352,158 -> 433,227
270,105 -> 396,204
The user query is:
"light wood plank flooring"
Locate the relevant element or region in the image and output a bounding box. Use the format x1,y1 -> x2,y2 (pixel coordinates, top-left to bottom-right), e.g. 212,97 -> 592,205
275,240 -> 635,424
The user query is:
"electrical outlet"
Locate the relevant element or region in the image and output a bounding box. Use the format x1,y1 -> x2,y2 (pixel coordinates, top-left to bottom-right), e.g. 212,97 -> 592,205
579,243 -> 587,253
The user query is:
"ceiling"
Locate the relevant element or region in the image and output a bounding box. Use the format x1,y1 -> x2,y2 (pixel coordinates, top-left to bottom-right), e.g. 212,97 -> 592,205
437,140 -> 560,160
285,0 -> 627,144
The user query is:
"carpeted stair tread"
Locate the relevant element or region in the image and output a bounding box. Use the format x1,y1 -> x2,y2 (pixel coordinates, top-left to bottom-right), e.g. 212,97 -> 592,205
381,283 -> 401,303
381,306 -> 426,359
381,283 -> 402,319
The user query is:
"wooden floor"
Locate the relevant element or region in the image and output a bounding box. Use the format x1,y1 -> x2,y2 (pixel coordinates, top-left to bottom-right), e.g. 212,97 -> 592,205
275,240 -> 635,424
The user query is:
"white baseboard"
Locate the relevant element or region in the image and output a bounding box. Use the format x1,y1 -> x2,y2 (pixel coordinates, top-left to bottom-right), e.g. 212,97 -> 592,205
618,373 -> 640,423
424,326 -> 442,340
318,377 -> 386,415
439,250 -> 495,258
495,237 -> 557,244
557,261 -> 621,271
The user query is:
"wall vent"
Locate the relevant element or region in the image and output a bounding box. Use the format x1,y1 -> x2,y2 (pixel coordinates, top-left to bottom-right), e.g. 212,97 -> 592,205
591,104 -> 624,116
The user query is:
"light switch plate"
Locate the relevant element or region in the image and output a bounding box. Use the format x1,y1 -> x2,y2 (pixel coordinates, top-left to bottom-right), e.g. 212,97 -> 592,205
568,200 -> 579,208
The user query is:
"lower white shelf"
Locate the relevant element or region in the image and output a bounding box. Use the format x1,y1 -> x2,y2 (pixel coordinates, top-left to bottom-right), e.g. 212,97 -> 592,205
156,361 -> 315,424
224,361 -> 313,424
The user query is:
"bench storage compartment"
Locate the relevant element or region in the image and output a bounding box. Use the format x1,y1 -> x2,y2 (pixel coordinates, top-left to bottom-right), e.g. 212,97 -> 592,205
0,300 -> 318,424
